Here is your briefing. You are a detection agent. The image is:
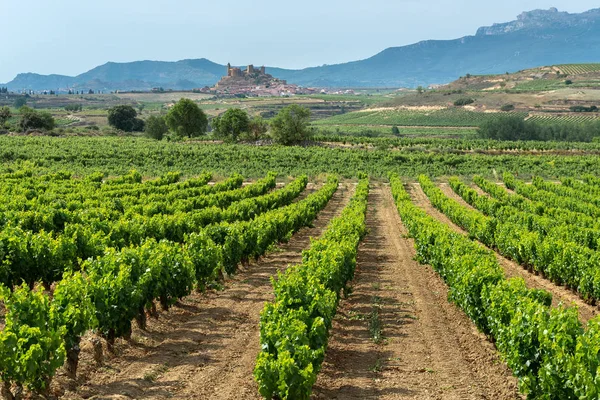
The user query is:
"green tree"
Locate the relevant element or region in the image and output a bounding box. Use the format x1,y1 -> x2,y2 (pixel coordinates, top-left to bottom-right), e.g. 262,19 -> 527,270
391,126 -> 400,135
0,106 -> 11,126
13,97 -> 27,108
165,98 -> 208,138
212,108 -> 250,143
249,115 -> 269,140
270,104 -> 312,145
144,115 -> 168,140
107,105 -> 144,132
19,106 -> 55,131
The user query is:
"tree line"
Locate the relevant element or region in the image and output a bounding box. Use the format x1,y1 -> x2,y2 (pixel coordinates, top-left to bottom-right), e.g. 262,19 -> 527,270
110,99 -> 313,145
478,115 -> 600,142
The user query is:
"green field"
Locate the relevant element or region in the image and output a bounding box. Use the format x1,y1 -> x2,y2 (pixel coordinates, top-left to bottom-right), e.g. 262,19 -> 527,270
527,113 -> 600,124
313,107 -> 528,127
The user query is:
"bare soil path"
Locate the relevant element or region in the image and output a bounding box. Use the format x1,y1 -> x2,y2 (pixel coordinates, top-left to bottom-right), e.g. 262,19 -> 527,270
313,184 -> 519,400
425,183 -> 597,323
63,183 -> 354,400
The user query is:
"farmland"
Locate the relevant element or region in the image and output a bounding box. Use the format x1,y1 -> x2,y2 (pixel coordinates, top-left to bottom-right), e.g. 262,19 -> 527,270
313,107 -> 528,127
0,132 -> 599,400
2,63 -> 600,399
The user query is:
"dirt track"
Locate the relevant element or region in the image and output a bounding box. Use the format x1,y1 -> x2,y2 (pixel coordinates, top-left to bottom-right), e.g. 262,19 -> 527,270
313,184 -> 519,399
437,183 -> 598,323
63,183 -> 353,400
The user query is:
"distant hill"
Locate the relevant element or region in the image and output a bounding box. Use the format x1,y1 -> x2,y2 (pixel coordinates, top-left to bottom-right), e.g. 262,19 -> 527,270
4,8 -> 600,91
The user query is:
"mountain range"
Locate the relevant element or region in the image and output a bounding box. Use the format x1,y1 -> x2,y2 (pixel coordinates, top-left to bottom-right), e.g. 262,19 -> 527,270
4,7 -> 600,91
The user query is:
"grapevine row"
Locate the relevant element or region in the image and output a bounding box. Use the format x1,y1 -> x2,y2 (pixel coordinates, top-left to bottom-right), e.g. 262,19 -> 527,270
0,176 -> 338,399
254,177 -> 369,400
390,174 -> 600,399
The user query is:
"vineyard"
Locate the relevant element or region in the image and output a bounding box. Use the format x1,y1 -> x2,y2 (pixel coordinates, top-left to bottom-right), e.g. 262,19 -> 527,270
313,107 -> 529,127
527,113 -> 600,124
4,136 -> 600,399
2,136 -> 600,179
555,63 -> 600,75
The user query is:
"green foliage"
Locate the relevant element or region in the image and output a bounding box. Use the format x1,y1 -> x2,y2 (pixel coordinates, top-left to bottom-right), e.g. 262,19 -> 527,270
270,104 -> 312,145
255,178 -> 368,399
453,98 -> 475,106
107,105 -> 145,132
18,106 -> 55,131
314,107 -> 529,128
144,115 -> 168,140
165,98 -> 208,138
478,115 -> 600,142
0,106 -> 11,126
388,174 -> 600,399
249,115 -> 269,140
64,104 -> 83,113
500,104 -> 515,112
212,108 -> 250,143
391,125 -> 400,135
13,97 -> 27,108
0,284 -> 66,396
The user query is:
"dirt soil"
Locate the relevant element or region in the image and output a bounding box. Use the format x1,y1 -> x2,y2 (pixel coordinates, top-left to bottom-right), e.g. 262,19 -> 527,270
312,184 -> 520,400
61,183 -> 354,400
429,183 -> 598,324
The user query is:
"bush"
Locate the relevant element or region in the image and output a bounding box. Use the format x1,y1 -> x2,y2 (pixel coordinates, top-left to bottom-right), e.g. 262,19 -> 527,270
13,97 -> 27,108
570,105 -> 598,113
19,107 -> 55,131
565,80 -> 573,85
107,105 -> 144,132
144,115 -> 168,140
64,104 -> 82,113
500,104 -> 515,112
391,126 -> 400,135
454,98 -> 475,106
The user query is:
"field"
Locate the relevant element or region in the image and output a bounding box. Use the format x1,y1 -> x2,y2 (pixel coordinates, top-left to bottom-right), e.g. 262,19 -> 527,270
4,63 -> 600,399
2,139 -> 600,399
527,113 -> 600,124
313,107 -> 529,127
555,63 -> 600,75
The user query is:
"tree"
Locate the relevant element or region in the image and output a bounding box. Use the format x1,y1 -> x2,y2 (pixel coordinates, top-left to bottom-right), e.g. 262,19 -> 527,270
0,107 -> 11,126
212,108 -> 250,143
144,115 -> 168,140
107,105 -> 144,132
270,104 -> 312,145
391,126 -> 400,135
416,86 -> 425,94
19,106 -> 55,131
249,116 -> 269,141
13,97 -> 27,108
165,98 -> 208,138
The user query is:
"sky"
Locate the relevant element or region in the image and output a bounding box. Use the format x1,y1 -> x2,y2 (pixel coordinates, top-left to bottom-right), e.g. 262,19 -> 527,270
1,1 -> 598,82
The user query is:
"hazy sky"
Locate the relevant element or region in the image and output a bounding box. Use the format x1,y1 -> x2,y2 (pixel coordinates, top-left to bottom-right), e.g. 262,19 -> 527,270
1,1 -> 598,82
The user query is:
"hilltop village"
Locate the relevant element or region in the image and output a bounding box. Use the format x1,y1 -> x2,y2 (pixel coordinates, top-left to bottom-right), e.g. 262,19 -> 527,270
199,64 -> 319,97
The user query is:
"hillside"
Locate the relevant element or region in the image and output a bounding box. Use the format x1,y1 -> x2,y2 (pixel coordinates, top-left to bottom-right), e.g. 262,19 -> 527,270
4,8 -> 600,91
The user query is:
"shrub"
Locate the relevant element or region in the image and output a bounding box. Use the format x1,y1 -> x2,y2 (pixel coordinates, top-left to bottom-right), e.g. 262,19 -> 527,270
19,106 -> 55,131
454,98 -> 475,106
500,104 -> 515,112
